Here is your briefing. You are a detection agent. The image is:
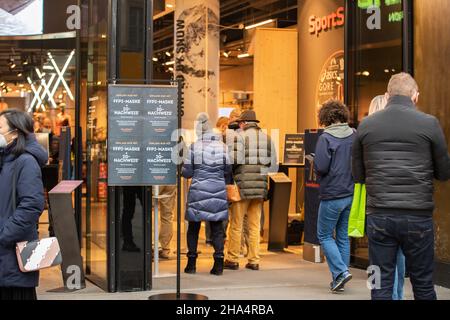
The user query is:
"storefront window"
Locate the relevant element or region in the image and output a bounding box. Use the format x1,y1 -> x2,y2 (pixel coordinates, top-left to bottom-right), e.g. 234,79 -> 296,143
347,0 -> 405,266
115,0 -> 150,292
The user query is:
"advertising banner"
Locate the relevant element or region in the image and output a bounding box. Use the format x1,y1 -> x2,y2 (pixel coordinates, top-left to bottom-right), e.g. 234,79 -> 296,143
108,85 -> 178,186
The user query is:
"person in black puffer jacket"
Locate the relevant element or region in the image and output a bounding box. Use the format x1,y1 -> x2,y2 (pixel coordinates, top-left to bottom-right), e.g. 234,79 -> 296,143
352,73 -> 450,300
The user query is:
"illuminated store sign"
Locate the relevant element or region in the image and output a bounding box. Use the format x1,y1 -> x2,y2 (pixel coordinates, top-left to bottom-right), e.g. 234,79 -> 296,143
358,0 -> 403,23
358,0 -> 401,9
309,7 -> 344,36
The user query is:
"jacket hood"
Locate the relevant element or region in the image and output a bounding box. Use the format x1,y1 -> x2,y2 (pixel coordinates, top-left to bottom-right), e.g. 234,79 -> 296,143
24,135 -> 49,167
324,123 -> 354,139
243,122 -> 260,131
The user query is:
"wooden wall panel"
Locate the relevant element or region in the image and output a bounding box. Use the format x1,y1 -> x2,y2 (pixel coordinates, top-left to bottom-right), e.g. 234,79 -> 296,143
254,28 -> 298,217
414,0 -> 450,263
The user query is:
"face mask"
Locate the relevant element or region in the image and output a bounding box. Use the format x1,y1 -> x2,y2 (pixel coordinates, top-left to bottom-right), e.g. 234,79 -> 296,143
0,130 -> 14,149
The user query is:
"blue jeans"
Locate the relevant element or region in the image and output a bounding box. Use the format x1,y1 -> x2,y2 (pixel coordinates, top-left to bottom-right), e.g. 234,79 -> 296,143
367,214 -> 436,300
317,196 -> 353,281
393,248 -> 405,300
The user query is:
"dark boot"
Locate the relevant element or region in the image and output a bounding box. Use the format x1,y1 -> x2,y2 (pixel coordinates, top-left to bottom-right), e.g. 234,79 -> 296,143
210,257 -> 224,276
184,257 -> 196,274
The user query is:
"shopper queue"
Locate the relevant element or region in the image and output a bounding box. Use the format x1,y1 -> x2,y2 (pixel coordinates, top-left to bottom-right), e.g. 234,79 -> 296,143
315,72 -> 450,299
1,73 -> 449,301
182,109 -> 277,275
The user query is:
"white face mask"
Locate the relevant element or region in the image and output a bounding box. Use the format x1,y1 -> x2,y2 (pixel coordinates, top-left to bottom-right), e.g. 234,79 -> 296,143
0,130 -> 14,149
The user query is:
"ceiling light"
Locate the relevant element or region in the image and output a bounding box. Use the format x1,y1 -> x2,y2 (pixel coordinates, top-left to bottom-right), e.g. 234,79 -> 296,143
101,34 -> 107,39
43,65 -> 54,70
152,57 -> 158,62
165,61 -> 175,66
223,51 -> 230,58
0,82 -> 4,86
245,19 -> 274,30
17,73 -> 23,77
362,71 -> 370,77
165,51 -> 171,57
237,53 -> 250,59
166,4 -> 174,8
384,69 -> 390,73
168,67 -> 174,72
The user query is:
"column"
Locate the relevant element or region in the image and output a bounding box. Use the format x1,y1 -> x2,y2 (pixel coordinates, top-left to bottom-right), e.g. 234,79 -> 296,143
175,0 -> 220,131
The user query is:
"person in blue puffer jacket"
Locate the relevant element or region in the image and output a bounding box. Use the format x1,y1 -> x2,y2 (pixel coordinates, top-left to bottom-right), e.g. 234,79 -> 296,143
0,109 -> 48,300
182,112 -> 232,276
314,100 -> 355,293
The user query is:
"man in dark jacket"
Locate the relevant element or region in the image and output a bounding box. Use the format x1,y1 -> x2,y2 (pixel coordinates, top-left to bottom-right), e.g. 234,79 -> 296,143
224,110 -> 277,271
352,73 -> 450,300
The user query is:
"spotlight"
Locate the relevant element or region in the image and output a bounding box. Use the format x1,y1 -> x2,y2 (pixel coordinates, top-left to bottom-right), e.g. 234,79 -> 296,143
245,19 -> 274,30
223,51 -> 230,58
152,57 -> 158,62
165,51 -> 171,57
237,53 -> 250,59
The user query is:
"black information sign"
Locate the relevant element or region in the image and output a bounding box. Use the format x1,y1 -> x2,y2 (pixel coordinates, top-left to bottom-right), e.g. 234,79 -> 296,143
283,133 -> 305,166
108,84 -> 178,186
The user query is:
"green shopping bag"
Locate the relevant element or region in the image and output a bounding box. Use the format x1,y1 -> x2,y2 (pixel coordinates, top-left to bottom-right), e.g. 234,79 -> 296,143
348,183 -> 366,238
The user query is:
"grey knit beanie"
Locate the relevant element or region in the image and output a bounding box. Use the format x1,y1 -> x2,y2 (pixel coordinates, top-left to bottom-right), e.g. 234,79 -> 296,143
196,112 -> 212,134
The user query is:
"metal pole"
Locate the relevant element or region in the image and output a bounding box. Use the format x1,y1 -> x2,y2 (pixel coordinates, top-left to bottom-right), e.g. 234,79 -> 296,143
153,186 -> 159,276
74,0 -> 82,247
176,81 -> 182,299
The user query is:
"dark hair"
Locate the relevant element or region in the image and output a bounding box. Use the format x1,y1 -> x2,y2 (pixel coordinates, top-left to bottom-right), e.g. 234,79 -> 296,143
0,109 -> 34,156
318,100 -> 350,127
61,118 -> 70,127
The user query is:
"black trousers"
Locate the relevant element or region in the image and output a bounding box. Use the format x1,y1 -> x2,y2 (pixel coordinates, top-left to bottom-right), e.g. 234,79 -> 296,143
122,187 -> 143,243
367,213 -> 436,300
0,287 -> 37,300
187,221 -> 224,259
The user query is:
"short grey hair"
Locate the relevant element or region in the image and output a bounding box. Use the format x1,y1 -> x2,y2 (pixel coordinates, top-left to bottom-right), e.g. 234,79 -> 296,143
369,95 -> 388,115
387,72 -> 419,97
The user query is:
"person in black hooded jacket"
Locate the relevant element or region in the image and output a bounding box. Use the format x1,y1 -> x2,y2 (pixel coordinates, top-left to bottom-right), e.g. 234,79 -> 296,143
0,109 -> 48,300
352,73 -> 450,300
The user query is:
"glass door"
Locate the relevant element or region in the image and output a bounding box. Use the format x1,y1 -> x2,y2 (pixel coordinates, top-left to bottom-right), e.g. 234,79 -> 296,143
84,0 -> 109,291
346,0 -> 411,267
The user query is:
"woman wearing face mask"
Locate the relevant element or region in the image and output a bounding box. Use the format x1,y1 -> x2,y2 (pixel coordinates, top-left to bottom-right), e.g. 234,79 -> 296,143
0,109 -> 48,300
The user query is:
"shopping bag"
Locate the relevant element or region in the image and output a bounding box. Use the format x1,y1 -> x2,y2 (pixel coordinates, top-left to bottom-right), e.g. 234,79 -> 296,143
348,183 -> 366,238
226,183 -> 241,202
